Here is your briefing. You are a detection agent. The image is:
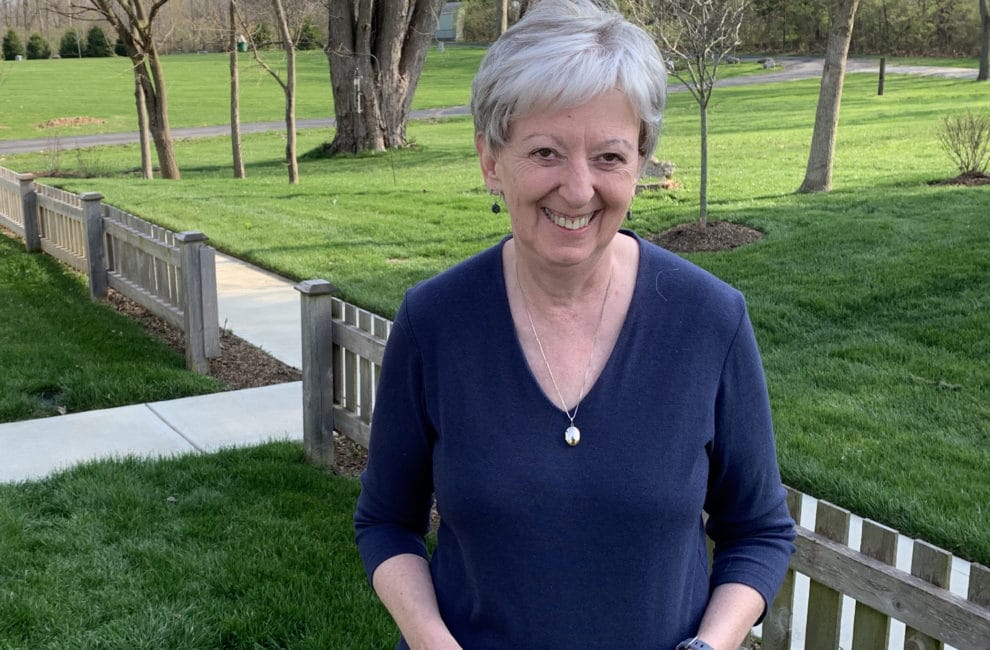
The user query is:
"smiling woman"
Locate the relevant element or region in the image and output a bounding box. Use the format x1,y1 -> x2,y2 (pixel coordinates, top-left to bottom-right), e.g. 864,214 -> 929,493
352,1 -> 795,649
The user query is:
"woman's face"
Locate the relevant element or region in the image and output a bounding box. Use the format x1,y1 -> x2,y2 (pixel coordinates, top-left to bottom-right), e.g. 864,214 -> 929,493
478,88 -> 642,271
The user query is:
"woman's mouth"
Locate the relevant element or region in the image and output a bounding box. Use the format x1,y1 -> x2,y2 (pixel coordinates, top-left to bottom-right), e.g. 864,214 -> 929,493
542,207 -> 595,230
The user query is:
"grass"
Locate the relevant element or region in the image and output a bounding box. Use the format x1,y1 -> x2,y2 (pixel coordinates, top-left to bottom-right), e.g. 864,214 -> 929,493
0,47 -> 486,140
0,232 -> 220,422
0,442 -> 397,649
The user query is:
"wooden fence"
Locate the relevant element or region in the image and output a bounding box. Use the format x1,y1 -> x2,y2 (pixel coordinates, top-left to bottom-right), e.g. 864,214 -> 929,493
296,278 -> 990,649
0,166 -> 219,372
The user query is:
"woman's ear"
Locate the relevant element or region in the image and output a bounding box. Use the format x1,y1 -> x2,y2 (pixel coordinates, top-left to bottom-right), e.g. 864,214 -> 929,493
476,132 -> 499,191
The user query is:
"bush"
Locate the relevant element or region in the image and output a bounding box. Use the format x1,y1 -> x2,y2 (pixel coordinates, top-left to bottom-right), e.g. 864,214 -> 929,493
296,18 -> 323,50
85,26 -> 113,57
461,0 -> 499,43
25,33 -> 51,60
59,29 -> 83,58
937,112 -> 990,176
2,28 -> 24,61
114,36 -> 128,57
251,23 -> 274,49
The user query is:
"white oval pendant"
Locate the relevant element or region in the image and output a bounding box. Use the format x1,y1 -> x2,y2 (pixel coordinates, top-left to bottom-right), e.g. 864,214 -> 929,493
564,425 -> 581,447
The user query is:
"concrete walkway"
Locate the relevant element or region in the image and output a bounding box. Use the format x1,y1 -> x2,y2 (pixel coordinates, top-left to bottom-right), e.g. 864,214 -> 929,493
0,254 -> 307,484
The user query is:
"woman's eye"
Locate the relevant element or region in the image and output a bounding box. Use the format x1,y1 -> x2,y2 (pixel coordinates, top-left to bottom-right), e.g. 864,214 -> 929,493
599,152 -> 625,164
532,148 -> 556,159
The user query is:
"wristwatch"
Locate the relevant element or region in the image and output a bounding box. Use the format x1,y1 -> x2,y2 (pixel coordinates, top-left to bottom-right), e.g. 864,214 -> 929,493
676,637 -> 714,650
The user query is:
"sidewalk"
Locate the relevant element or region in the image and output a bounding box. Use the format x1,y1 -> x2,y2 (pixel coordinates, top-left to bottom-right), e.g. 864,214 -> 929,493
0,254 -> 306,484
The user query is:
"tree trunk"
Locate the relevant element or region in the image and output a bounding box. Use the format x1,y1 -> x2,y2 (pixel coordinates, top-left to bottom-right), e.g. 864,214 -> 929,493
699,103 -> 709,228
136,50 -> 181,180
979,0 -> 989,81
272,0 -> 298,184
798,0 -> 859,193
134,74 -> 153,179
324,0 -> 445,155
230,0 -> 245,179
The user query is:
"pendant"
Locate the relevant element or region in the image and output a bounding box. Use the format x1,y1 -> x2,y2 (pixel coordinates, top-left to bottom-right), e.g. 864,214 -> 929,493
564,425 -> 581,447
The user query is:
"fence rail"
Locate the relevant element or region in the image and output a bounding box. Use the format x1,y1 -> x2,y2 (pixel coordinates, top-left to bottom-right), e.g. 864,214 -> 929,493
295,278 -> 990,649
0,165 -> 219,372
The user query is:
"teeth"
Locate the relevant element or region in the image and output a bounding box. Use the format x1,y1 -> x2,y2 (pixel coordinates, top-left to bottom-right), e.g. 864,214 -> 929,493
543,208 -> 592,230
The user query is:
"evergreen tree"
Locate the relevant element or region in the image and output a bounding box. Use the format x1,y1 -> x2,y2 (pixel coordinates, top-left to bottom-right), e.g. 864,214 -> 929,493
85,26 -> 113,57
251,23 -> 274,49
2,29 -> 24,61
296,18 -> 323,50
114,36 -> 127,57
60,29 -> 83,58
25,34 -> 51,60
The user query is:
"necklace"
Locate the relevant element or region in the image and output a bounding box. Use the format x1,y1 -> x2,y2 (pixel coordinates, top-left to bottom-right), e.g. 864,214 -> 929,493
515,259 -> 613,447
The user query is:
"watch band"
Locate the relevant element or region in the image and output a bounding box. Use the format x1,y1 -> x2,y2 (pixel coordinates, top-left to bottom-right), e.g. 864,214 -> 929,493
676,637 -> 715,650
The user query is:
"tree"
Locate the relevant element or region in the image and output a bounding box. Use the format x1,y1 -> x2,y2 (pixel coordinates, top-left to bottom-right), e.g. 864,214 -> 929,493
631,0 -> 748,228
979,0 -> 989,81
323,0 -> 445,154
229,0 -> 245,179
2,28 -> 24,60
26,33 -> 51,59
80,0 -> 181,179
797,0 -> 860,193
59,28 -> 83,58
85,25 -> 114,57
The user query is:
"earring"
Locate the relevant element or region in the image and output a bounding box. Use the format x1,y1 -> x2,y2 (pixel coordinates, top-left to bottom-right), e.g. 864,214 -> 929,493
490,189 -> 502,214
626,209 -> 632,221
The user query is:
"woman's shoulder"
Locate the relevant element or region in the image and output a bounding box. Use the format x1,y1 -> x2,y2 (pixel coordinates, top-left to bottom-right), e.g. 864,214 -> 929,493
630,230 -> 747,322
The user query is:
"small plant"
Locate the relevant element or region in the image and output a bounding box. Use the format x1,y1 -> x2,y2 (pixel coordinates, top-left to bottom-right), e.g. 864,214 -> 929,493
937,111 -> 990,176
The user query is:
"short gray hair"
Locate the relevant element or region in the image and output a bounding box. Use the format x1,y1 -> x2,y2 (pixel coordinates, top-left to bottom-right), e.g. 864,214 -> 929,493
471,0 -> 667,161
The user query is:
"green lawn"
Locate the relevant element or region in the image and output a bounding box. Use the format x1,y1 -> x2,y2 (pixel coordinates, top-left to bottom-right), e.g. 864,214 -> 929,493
0,442 -> 396,649
0,232 -> 220,422
0,47 -> 486,140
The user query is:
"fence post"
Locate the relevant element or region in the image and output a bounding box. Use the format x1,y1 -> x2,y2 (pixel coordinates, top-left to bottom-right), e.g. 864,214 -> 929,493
80,192 -> 107,299
295,279 -> 337,468
762,487 -> 804,649
175,231 -> 211,374
18,174 -> 40,252
199,245 -> 220,359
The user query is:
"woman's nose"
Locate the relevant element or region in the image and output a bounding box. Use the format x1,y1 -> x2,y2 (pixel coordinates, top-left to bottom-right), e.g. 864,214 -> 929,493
557,159 -> 595,207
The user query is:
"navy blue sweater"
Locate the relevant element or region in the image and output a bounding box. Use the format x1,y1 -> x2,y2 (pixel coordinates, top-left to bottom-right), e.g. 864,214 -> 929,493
355,232 -> 795,649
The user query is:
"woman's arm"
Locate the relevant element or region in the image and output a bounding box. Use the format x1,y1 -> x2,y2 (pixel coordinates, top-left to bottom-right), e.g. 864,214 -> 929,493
693,582 -> 765,650
372,554 -> 462,650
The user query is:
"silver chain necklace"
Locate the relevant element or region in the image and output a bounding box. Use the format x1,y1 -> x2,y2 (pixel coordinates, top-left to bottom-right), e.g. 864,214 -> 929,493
515,260 -> 614,447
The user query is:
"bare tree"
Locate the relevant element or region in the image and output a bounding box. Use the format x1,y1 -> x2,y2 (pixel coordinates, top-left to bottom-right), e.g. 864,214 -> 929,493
230,0 -> 245,178
323,0 -> 444,154
979,0 -> 989,81
632,0 -> 747,228
78,0 -> 181,179
797,0 -> 860,193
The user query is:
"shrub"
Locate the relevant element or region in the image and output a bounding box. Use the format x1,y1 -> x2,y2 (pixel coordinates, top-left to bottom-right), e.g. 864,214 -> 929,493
85,25 -> 113,57
2,28 -> 24,61
296,18 -> 323,50
25,33 -> 51,60
251,23 -> 274,49
937,112 -> 990,176
59,29 -> 83,58
461,0 -> 499,43
114,36 -> 128,57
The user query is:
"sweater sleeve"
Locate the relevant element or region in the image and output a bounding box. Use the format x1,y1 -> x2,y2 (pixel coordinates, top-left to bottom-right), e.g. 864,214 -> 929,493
704,300 -> 796,617
353,297 -> 436,583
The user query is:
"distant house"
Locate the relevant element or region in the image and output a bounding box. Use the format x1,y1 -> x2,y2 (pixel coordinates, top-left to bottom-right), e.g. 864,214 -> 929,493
436,2 -> 464,41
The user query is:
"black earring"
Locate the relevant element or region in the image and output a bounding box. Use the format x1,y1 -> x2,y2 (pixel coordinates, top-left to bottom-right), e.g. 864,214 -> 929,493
626,210 -> 632,221
491,201 -> 501,214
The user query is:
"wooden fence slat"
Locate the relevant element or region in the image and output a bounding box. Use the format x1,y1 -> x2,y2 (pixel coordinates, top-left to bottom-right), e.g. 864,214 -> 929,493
904,541 -> 952,650
805,500 -> 851,650
852,520 -> 898,650
762,487 -> 804,650
970,563 -> 990,608
359,310 -> 373,424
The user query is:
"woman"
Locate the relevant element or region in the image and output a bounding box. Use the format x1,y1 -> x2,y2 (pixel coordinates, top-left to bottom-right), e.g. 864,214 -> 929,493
354,1 -> 795,648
